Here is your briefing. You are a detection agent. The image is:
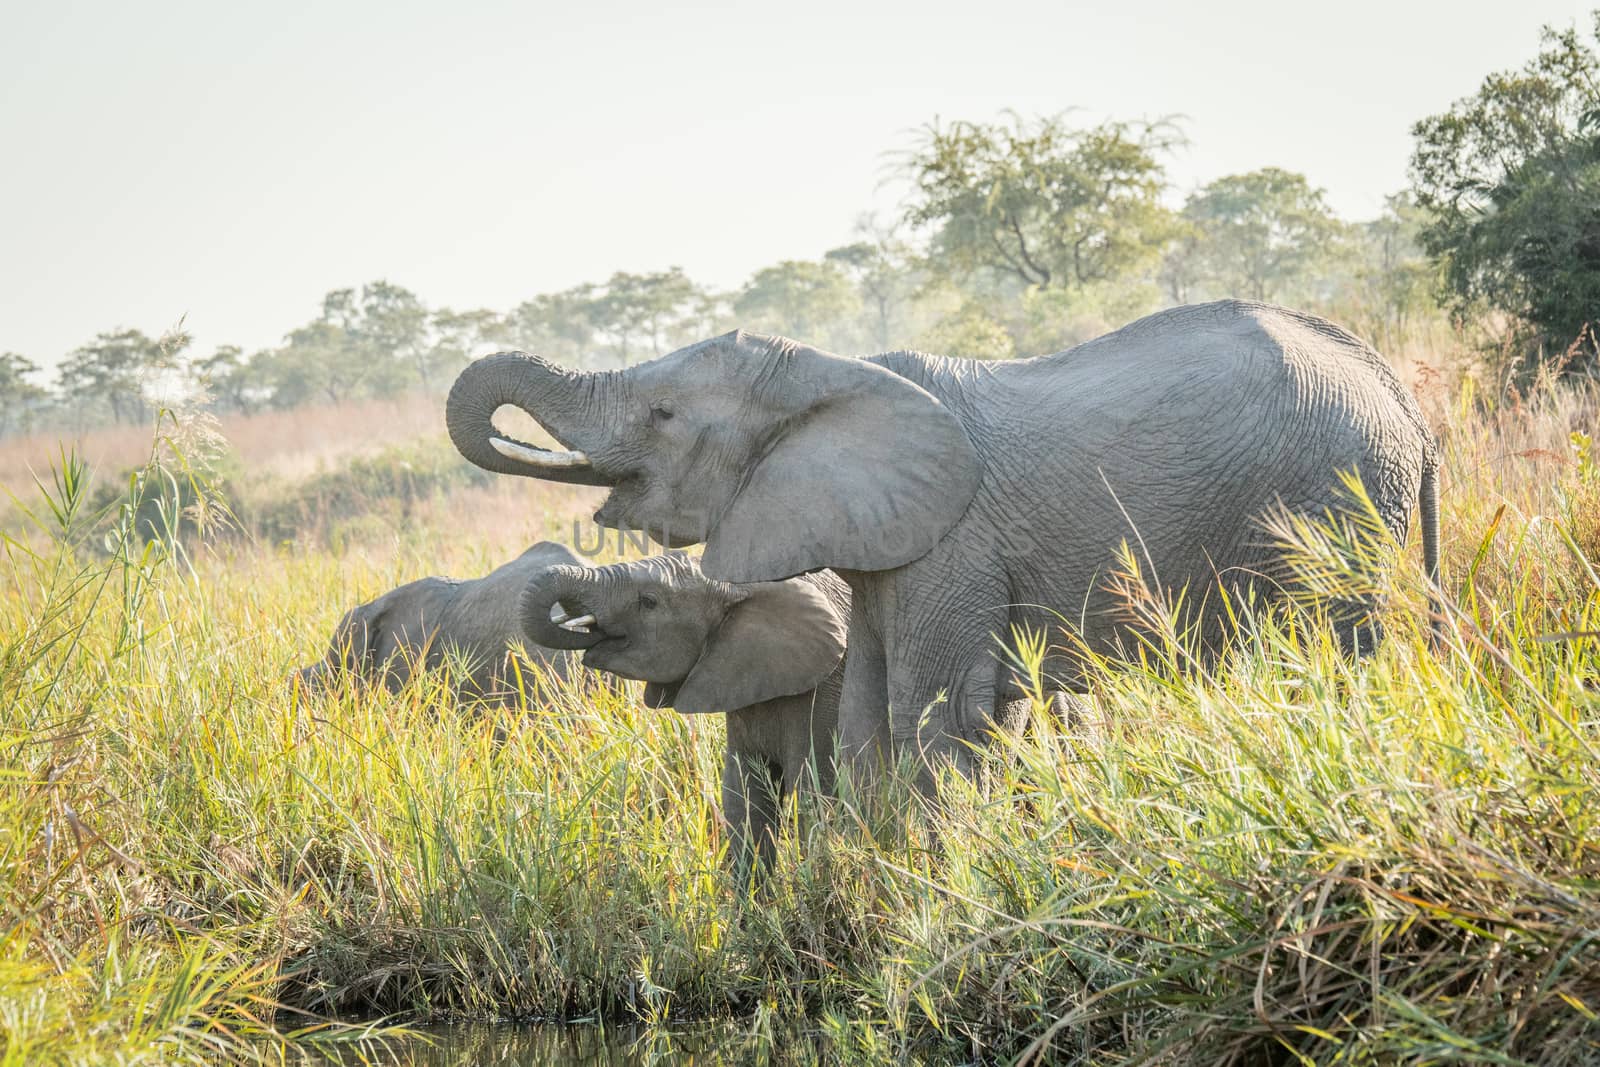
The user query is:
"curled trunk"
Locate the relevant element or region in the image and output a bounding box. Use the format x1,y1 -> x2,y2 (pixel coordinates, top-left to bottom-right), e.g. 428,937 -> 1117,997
520,565 -> 608,650
445,352 -> 610,485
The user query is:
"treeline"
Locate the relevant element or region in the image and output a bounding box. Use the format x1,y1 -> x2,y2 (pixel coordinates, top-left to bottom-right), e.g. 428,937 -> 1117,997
6,12 -> 1596,438
0,178 -> 1437,439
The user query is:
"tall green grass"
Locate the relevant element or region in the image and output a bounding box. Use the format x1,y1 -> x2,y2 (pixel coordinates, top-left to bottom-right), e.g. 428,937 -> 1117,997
2,381 -> 1598,1064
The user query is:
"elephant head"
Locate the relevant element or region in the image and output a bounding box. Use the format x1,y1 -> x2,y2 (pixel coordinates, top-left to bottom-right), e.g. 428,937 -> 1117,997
518,552 -> 847,713
446,333 -> 981,582
293,543 -> 581,702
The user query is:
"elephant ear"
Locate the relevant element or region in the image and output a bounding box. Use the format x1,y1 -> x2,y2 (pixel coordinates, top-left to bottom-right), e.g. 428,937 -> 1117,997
700,342 -> 981,583
671,577 -> 848,714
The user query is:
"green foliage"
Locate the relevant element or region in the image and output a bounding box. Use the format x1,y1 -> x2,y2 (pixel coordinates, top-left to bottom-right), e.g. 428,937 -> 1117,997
503,271 -> 715,369
1410,12 -> 1600,364
191,343 -> 268,416
1012,276 -> 1166,352
901,112 -> 1184,292
5,386 -> 1600,1062
824,218 -> 924,351
27,51 -> 1599,443
245,438 -> 496,545
1338,192 -> 1446,350
271,282 -> 430,406
349,281 -> 432,386
429,306 -> 506,377
86,462 -> 234,549
915,302 -> 1015,359
1165,167 -> 1352,304
28,82 -> 1575,443
733,260 -> 862,349
64,433 -> 494,554
243,280 -> 501,411
0,352 -> 48,436
268,304 -> 388,408
591,268 -> 701,364
0,441 -> 393,1063
55,327 -> 188,426
506,284 -> 601,367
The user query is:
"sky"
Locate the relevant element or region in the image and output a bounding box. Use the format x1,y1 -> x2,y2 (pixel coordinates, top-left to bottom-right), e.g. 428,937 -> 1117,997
1,0 -> 1591,369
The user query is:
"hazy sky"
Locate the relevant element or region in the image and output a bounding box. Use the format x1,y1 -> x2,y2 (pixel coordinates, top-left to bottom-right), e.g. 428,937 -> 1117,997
2,0 -> 1589,367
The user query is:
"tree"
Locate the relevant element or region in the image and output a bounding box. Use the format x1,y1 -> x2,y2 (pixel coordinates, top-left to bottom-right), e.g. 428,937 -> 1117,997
588,269 -> 700,365
1173,168 -> 1350,304
263,282 -> 429,407
264,319 -> 366,408
733,260 -> 861,347
192,344 -> 267,415
429,307 -> 505,378
1341,193 -> 1442,350
825,216 -> 922,351
507,285 -> 601,366
1410,12 -> 1600,362
679,288 -> 732,342
902,112 -> 1183,292
355,280 -> 431,388
56,328 -> 186,425
1156,216 -> 1205,304
0,353 -> 48,437
916,304 -> 1015,360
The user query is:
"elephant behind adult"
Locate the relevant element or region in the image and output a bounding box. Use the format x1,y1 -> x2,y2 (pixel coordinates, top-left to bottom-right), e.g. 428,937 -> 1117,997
447,300 -> 1440,789
296,542 -> 579,704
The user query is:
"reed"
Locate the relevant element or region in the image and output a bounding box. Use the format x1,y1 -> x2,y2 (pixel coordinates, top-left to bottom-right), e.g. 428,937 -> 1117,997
2,372 -> 1597,1064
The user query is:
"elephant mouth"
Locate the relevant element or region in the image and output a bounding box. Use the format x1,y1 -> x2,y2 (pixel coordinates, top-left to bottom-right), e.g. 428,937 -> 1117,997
543,600 -> 634,665
531,597 -> 613,651
579,635 -> 630,671
548,599 -> 599,635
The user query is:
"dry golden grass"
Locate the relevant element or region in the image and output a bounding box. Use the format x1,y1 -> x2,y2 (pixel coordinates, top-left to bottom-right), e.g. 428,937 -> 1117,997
0,391 -> 450,493
4,334 -> 1599,1064
239,476 -> 609,577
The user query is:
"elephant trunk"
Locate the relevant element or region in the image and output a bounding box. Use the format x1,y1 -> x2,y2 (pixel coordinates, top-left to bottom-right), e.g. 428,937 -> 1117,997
445,351 -> 612,485
520,565 -> 609,650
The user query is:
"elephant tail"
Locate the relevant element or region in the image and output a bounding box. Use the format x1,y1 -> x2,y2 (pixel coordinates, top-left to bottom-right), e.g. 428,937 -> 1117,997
1419,452 -> 1444,642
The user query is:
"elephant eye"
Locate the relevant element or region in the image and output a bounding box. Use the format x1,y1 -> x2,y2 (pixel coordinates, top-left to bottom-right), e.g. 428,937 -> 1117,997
640,593 -> 659,610
649,404 -> 673,423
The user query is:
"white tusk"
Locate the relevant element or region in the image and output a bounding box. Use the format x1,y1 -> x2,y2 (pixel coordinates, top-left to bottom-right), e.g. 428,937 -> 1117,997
559,614 -> 596,632
491,437 -> 591,469
549,602 -> 569,624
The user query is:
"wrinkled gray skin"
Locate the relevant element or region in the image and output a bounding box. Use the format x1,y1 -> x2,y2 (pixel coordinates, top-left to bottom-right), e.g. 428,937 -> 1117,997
448,300 -> 1440,790
520,552 -> 849,870
297,543 -> 578,703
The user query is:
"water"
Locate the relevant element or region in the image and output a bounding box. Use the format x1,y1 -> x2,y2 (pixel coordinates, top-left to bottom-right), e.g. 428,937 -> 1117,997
286,1022 -> 787,1065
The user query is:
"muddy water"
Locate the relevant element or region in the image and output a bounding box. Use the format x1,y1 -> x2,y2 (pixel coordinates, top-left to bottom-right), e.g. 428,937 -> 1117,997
290,1022 -> 787,1064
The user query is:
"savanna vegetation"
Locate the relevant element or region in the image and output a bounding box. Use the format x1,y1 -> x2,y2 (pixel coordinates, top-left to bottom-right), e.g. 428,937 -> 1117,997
4,12 -> 1600,1067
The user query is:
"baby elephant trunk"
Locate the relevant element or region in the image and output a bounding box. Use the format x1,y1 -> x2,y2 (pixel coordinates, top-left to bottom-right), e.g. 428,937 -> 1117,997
520,565 -> 609,650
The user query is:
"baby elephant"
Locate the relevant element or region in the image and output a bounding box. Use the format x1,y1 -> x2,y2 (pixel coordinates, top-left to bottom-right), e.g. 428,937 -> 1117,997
521,551 -> 849,870
297,542 -> 579,703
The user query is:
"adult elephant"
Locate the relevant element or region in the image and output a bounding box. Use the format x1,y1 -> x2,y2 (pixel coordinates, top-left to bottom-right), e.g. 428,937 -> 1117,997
447,301 -> 1440,787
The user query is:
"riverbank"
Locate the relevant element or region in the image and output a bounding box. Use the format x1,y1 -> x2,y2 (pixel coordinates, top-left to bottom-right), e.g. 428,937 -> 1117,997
3,375 -> 1598,1064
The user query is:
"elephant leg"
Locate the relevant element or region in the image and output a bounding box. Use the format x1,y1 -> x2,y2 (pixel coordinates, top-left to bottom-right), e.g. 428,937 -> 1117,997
886,657 -> 998,793
835,610 -> 890,791
883,581 -> 1012,794
780,702 -> 832,802
1049,691 -> 1091,729
722,749 -> 780,880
